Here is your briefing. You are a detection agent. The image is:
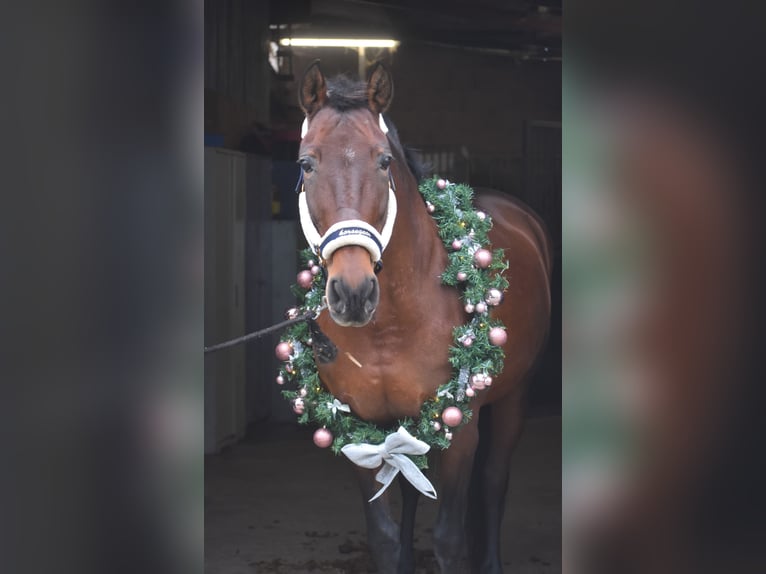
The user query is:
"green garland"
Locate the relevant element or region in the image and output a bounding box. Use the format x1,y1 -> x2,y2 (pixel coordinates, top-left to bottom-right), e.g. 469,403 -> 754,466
276,176 -> 509,470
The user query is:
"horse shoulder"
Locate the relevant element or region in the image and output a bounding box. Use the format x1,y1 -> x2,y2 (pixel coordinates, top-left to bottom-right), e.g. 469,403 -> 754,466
474,189 -> 553,399
474,189 -> 552,277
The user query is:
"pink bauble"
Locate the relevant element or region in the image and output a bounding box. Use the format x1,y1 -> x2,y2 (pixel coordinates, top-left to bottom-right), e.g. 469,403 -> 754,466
310,265 -> 321,276
462,337 -> 473,347
473,249 -> 492,269
307,259 -> 315,267
276,375 -> 285,385
475,301 -> 487,314
285,307 -> 299,319
471,374 -> 486,390
437,178 -> 447,189
293,398 -> 305,414
445,431 -> 453,440
456,271 -> 468,282
441,406 -> 463,427
486,288 -> 503,306
306,337 -> 313,346
464,303 -> 475,313
465,386 -> 475,397
432,421 -> 441,431
313,427 -> 333,448
297,270 -> 313,289
275,341 -> 292,361
426,202 -> 435,213
299,388 -> 307,397
452,239 -> 463,251
476,211 -> 486,221
488,327 -> 508,346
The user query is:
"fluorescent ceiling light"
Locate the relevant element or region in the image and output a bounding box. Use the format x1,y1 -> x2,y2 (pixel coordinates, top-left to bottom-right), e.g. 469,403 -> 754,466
280,38 -> 399,48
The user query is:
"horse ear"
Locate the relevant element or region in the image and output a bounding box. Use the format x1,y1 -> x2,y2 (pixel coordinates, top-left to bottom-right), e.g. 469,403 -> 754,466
299,60 -> 328,116
366,61 -> 394,114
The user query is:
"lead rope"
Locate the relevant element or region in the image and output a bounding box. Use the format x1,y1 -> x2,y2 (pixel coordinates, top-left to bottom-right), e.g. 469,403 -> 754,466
204,304 -> 327,354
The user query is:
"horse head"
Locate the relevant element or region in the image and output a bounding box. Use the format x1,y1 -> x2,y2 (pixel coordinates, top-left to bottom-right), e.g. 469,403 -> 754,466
297,61 -> 396,327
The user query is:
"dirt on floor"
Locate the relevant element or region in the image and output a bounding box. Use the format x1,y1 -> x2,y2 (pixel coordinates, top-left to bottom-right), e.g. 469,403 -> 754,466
205,415 -> 561,574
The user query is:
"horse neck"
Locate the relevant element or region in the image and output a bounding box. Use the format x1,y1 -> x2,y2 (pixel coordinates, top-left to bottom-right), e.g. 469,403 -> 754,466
378,159 -> 448,306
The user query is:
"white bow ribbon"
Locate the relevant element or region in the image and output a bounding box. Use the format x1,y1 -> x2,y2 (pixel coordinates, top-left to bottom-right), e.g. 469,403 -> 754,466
327,399 -> 351,417
341,427 -> 437,502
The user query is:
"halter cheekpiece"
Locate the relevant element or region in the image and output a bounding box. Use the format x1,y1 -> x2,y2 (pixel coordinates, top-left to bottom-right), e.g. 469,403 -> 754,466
297,114 -> 397,270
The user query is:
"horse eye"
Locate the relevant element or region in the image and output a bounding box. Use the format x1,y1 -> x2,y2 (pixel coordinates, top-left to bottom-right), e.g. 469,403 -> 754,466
379,155 -> 392,170
298,158 -> 313,173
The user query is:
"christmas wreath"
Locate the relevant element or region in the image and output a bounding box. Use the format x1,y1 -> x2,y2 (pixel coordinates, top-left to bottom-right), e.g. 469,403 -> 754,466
274,177 -> 509,473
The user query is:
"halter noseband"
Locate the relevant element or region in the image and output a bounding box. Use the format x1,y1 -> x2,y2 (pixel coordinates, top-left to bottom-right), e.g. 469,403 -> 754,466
297,114 -> 397,269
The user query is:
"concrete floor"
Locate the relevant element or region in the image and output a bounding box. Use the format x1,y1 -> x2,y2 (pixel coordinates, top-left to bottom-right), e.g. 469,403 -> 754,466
205,415 -> 561,573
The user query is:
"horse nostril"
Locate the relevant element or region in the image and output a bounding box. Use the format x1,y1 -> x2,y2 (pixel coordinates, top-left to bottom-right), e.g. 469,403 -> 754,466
328,278 -> 346,313
362,277 -> 375,299
364,278 -> 380,314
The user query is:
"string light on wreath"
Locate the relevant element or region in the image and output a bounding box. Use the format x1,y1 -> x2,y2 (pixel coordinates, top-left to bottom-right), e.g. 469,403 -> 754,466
275,176 -> 509,472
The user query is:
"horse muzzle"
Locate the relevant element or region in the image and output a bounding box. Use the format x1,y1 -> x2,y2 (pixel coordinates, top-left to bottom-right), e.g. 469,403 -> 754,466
325,247 -> 380,326
326,274 -> 379,326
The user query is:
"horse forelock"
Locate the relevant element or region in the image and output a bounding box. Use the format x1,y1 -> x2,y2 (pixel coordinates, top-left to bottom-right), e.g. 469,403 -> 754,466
325,76 -> 369,112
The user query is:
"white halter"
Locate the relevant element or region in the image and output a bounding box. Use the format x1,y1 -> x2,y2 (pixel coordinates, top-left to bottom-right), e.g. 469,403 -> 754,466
298,114 -> 397,264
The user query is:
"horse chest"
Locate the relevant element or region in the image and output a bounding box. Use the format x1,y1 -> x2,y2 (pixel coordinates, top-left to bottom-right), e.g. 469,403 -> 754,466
316,314 -> 458,424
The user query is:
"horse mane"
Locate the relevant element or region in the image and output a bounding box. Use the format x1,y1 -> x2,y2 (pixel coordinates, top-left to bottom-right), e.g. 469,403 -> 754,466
325,75 -> 431,183
384,117 -> 431,183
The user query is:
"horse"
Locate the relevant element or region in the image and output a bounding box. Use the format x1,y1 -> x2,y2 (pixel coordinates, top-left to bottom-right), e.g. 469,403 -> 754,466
295,60 -> 552,573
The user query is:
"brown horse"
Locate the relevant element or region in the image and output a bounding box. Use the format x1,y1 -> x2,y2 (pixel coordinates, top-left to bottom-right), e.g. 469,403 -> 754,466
297,61 -> 552,573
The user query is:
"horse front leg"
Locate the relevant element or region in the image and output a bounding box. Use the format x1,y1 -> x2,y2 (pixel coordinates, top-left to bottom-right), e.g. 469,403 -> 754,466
397,473 -> 420,574
354,466 -> 401,574
433,415 -> 479,573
